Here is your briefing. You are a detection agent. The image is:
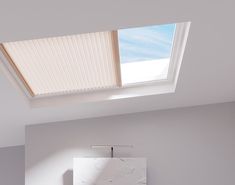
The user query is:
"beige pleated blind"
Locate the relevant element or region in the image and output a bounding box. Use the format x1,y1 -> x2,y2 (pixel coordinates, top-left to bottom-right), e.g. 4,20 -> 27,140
1,31 -> 121,97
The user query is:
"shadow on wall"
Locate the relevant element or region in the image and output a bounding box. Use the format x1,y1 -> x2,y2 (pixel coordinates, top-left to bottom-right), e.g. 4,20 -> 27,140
63,170 -> 73,185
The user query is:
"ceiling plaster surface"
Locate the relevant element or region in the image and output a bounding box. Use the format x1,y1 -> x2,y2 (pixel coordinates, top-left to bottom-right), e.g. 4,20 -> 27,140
0,0 -> 235,147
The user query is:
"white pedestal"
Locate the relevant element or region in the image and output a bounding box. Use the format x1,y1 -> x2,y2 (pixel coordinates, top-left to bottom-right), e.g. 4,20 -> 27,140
73,158 -> 146,185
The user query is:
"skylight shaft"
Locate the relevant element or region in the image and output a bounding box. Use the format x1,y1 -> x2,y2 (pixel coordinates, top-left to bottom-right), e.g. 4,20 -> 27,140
0,22 -> 190,101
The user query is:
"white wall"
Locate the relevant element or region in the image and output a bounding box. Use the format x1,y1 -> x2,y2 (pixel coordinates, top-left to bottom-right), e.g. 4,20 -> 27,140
25,102 -> 235,185
0,146 -> 24,185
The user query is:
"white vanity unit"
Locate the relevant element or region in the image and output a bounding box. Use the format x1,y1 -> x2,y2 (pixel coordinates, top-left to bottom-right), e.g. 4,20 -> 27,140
73,158 -> 146,185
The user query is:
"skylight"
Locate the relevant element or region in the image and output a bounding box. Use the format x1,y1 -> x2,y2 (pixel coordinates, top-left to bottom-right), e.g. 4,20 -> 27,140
0,22 -> 190,100
118,24 -> 175,85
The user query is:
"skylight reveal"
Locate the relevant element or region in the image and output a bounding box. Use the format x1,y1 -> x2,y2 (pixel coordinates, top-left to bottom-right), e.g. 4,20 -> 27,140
0,23 -> 182,98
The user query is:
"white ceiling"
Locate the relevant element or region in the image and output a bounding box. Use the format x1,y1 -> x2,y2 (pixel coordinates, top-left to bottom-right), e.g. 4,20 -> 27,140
0,0 -> 235,148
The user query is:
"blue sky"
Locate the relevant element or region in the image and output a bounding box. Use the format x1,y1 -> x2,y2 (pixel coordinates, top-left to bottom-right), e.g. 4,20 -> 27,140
118,23 -> 176,63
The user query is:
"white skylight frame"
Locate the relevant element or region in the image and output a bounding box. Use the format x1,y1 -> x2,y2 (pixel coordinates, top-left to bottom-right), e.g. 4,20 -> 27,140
0,22 -> 190,107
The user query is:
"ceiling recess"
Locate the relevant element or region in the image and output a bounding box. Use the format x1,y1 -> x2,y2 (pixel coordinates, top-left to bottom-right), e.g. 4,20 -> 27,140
0,22 -> 190,105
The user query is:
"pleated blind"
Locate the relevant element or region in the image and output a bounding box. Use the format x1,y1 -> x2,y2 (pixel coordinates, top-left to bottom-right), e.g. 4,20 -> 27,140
1,31 -> 121,97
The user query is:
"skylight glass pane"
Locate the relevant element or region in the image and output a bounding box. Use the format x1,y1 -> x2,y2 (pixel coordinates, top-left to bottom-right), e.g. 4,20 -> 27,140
118,24 -> 176,85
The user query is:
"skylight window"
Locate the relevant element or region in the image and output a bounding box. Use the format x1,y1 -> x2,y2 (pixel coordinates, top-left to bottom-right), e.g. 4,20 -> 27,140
0,22 -> 190,101
118,24 -> 175,85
